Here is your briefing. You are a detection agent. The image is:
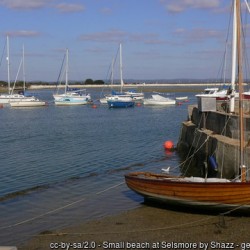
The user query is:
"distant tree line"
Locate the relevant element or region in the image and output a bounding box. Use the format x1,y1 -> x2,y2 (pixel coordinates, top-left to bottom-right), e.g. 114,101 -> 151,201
0,79 -> 105,88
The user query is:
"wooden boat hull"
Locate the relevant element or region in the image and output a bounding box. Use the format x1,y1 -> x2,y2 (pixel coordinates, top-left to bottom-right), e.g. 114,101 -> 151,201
125,172 -> 250,211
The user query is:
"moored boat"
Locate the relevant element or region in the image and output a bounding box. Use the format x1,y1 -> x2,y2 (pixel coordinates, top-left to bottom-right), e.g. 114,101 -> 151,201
9,98 -> 47,107
125,90 -> 144,101
106,44 -> 135,108
107,95 -> 135,108
195,87 -> 229,100
175,96 -> 188,101
53,49 -> 91,106
143,94 -> 176,105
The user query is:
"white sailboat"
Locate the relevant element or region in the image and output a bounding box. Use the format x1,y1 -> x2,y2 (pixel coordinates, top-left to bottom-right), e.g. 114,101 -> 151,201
99,58 -> 115,104
9,45 -> 47,107
0,36 -> 30,104
107,44 -> 135,108
53,48 -> 91,106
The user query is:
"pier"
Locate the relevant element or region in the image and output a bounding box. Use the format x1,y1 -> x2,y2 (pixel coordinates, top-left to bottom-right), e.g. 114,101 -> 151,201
177,99 -> 250,179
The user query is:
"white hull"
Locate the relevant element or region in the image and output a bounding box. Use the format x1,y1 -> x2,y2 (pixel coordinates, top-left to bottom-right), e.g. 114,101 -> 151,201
54,100 -> 88,106
107,95 -> 133,102
0,94 -> 34,104
144,99 -> 176,105
195,88 -> 231,99
132,96 -> 144,101
99,98 -> 108,104
125,91 -> 144,101
53,93 -> 90,106
176,96 -> 188,100
10,100 -> 47,107
144,94 -> 176,105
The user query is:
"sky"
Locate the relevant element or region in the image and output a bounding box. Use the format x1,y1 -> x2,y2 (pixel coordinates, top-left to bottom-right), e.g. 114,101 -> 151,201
0,0 -> 249,82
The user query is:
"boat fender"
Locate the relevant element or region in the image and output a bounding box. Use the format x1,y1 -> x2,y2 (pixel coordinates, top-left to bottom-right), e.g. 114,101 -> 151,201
209,156 -> 218,171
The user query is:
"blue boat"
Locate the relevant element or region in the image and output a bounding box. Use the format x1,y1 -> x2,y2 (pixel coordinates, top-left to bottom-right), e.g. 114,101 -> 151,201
107,98 -> 135,108
106,44 -> 135,108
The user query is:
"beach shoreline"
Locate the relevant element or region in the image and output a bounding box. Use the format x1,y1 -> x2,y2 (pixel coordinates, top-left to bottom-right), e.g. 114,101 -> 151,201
28,83 -> 231,89
18,202 -> 250,250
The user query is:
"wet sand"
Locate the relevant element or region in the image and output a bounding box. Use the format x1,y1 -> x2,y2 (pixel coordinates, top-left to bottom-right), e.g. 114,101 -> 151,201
19,202 -> 250,250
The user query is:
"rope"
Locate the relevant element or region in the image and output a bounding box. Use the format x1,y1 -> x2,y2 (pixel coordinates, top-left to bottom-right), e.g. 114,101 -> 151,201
220,200 -> 250,215
182,135 -> 210,176
169,112 -> 208,173
0,181 -> 125,230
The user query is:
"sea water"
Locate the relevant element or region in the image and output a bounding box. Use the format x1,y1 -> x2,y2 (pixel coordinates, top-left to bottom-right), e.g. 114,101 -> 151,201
0,88 -> 196,245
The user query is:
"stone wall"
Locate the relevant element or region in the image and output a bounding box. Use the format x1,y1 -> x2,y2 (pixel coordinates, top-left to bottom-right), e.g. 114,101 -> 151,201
177,103 -> 250,179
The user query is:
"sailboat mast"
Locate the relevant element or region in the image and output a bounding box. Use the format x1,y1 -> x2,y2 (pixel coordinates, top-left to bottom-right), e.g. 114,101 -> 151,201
111,57 -> 114,86
119,43 -> 123,92
230,0 -> 237,113
23,45 -> 26,92
65,48 -> 69,93
7,36 -> 11,95
236,0 -> 246,181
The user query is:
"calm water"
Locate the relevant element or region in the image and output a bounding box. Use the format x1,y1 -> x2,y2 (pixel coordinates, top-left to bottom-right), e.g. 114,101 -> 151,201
0,88 -> 196,245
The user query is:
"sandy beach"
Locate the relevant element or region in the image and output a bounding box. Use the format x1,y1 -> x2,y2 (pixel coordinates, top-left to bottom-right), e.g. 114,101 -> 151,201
18,202 -> 250,250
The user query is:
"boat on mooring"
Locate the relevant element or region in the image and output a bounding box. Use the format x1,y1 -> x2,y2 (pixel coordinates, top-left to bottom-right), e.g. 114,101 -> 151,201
107,44 -> 135,108
143,94 -> 176,106
53,49 -> 91,106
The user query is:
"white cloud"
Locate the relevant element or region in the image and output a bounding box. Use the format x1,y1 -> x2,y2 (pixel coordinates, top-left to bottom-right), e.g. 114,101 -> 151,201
80,29 -> 127,43
160,0 -> 221,13
79,29 -> 168,45
56,3 -> 85,13
0,0 -> 85,13
0,0 -> 53,10
5,30 -> 40,37
173,27 -> 223,43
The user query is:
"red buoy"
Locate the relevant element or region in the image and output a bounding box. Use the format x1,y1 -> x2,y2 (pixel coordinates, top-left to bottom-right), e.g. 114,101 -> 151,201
92,104 -> 97,109
164,140 -> 174,150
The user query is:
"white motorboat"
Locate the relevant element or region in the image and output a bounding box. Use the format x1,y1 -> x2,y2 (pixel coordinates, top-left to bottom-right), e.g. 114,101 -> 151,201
143,94 -> 176,105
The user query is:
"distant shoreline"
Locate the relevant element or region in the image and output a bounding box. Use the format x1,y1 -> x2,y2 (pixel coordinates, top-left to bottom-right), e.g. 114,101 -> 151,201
28,83 -> 231,89
0,83 -> 231,94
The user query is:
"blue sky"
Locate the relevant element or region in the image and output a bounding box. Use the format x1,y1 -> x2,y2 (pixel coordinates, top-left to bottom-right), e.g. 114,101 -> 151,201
0,0 -> 248,82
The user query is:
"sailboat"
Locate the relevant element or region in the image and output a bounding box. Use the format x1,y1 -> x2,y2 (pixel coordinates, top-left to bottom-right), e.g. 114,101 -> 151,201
99,58 -> 115,104
53,48 -> 91,106
107,44 -> 135,108
9,45 -> 47,107
0,36 -> 35,105
125,0 -> 250,211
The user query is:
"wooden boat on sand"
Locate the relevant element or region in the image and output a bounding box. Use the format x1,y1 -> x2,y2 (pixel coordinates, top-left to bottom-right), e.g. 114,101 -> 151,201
125,172 -> 250,210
